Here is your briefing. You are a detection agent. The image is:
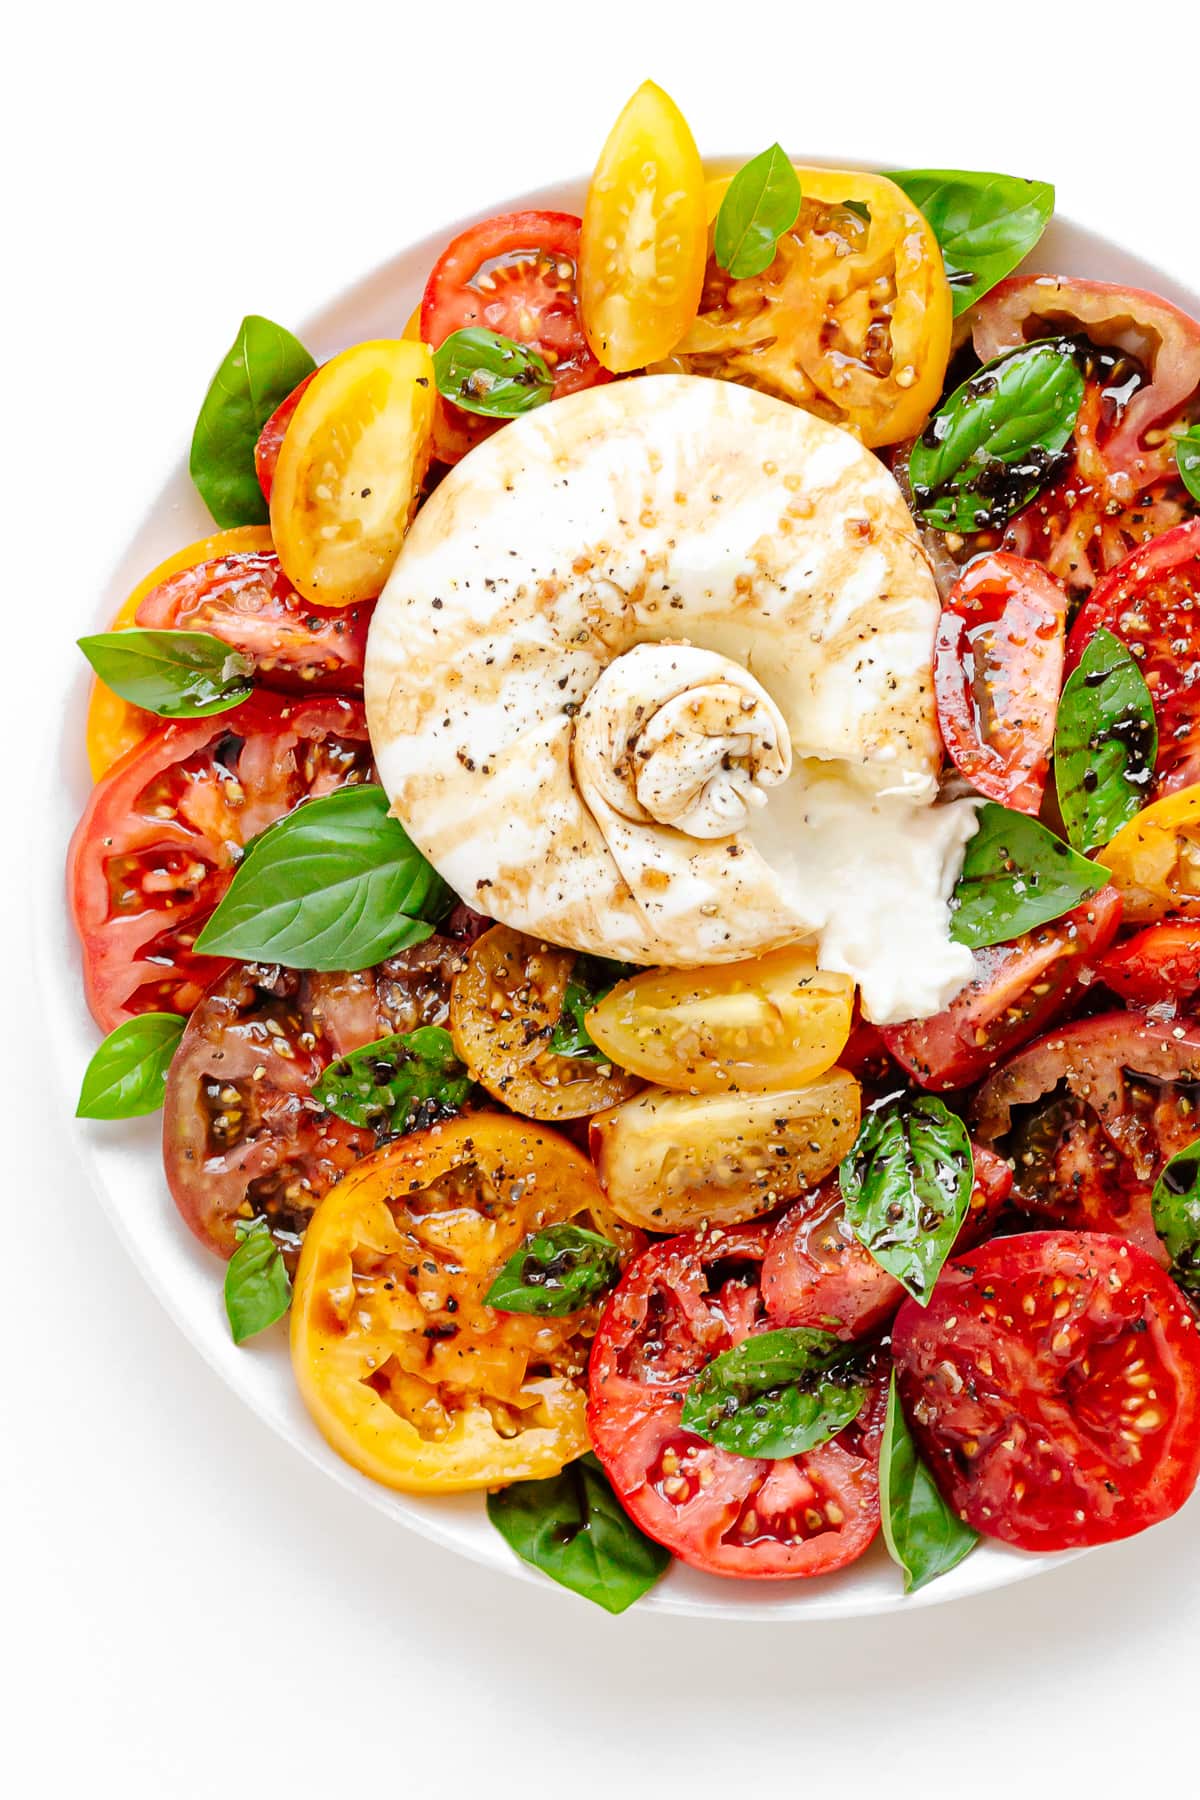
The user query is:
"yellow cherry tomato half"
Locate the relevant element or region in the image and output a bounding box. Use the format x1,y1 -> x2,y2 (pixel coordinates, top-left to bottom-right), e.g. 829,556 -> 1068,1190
290,1115 -> 621,1493
1103,787 -> 1200,922
84,525 -> 274,779
270,339 -> 435,607
661,168 -> 952,448
586,945 -> 854,1094
589,1069 -> 861,1232
578,80 -> 708,373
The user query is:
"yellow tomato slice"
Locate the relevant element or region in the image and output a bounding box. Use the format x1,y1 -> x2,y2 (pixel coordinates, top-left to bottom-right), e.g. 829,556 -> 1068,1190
578,80 -> 707,373
270,339 -> 435,607
290,1116 -> 618,1493
586,945 -> 854,1094
85,525 -> 273,779
1103,787 -> 1200,922
589,1069 -> 861,1231
660,167 -> 952,448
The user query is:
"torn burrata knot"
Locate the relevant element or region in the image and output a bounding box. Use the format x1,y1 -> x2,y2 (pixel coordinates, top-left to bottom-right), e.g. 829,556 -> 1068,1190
364,374 -> 976,1023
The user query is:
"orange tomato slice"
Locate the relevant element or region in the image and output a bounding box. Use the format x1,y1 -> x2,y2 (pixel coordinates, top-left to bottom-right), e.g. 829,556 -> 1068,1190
1103,787 -> 1200,922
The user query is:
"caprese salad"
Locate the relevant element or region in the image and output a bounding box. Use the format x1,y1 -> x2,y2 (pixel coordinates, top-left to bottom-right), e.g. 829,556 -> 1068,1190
70,81 -> 1200,1612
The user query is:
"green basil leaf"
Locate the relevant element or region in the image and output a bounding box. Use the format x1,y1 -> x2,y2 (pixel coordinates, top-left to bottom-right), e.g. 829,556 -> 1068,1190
78,630 -> 253,719
840,1095 -> 973,1304
313,1024 -> 472,1135
1054,627 -> 1158,853
549,955 -> 638,1058
950,802 -> 1108,949
714,144 -> 802,280
680,1328 -> 868,1459
1152,1140 -> 1200,1299
194,784 -> 452,971
485,1224 -> 622,1317
487,1452 -> 670,1613
76,1012 -> 186,1119
189,315 -> 315,527
224,1219 -> 292,1343
908,339 -> 1084,534
891,169 -> 1054,315
1174,423 -> 1200,504
880,1370 -> 978,1591
432,328 -> 553,419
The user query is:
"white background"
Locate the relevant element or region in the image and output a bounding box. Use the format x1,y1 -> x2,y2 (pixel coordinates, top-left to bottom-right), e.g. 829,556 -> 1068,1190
8,1 -> 1200,1791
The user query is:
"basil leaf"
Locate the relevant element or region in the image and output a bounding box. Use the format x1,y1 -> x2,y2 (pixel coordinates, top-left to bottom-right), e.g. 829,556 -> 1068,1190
880,1370 -> 978,1591
714,144 -> 802,280
950,802 -> 1108,950
78,630 -> 253,719
549,955 -> 637,1058
224,1219 -> 292,1343
194,784 -> 452,971
909,339 -> 1084,534
840,1095 -> 973,1304
1054,627 -> 1158,854
312,1024 -> 472,1135
891,169 -> 1054,315
485,1224 -> 622,1317
680,1328 -> 868,1459
487,1452 -> 669,1614
1174,423 -> 1200,504
76,1012 -> 186,1119
190,315 -> 315,527
432,328 -> 553,419
1152,1141 -> 1200,1299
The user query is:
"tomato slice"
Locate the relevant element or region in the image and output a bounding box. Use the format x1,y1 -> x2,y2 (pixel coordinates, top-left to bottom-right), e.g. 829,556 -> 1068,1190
585,946 -> 854,1094
419,210 -> 610,465
892,1231 -> 1200,1550
933,553 -> 1068,812
587,1224 -> 887,1579
1103,783 -> 1200,922
881,885 -> 1123,1092
578,81 -> 708,373
1097,920 -> 1200,1008
762,1145 -> 1013,1342
255,369 -> 317,501
68,694 -> 372,1032
290,1116 -> 617,1493
664,168 -> 952,448
270,340 -> 435,606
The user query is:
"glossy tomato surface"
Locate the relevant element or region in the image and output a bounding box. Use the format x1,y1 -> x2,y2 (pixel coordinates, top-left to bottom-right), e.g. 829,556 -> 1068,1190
1097,921 -> 1200,1008
254,369 -> 318,501
892,1232 -> 1200,1550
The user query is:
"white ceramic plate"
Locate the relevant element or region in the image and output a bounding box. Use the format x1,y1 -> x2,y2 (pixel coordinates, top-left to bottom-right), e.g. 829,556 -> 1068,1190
38,172 -> 1200,1620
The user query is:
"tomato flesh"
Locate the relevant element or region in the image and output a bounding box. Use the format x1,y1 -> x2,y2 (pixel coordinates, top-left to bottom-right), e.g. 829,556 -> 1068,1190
1097,920 -> 1200,1008
255,369 -> 317,502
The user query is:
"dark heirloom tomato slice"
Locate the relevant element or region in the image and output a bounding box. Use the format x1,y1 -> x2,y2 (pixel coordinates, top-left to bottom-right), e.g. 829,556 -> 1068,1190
163,940 -> 467,1261
892,1232 -> 1200,1551
419,210 -> 610,463
255,369 -> 318,502
587,1225 -> 886,1579
761,1145 -> 1012,1343
882,886 -> 1123,1093
1066,520 -> 1200,793
1097,921 -> 1200,1009
972,1011 -> 1200,1260
135,548 -> 372,691
68,694 -> 372,1033
933,553 -> 1068,813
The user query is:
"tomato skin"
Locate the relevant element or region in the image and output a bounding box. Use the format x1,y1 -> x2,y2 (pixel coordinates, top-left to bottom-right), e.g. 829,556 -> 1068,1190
1102,784 -> 1200,923
934,553 -> 1068,813
254,369 -> 317,502
892,1232 -> 1200,1551
882,885 -> 1123,1092
588,1224 -> 887,1579
1097,921 -> 1200,1008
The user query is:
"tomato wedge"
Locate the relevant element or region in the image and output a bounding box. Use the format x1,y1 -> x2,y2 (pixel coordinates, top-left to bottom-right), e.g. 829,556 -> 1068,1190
587,1224 -> 887,1579
1097,920 -> 1200,1008
892,1232 -> 1200,1550
1103,784 -> 1200,922
254,369 -> 317,501
933,553 -> 1068,812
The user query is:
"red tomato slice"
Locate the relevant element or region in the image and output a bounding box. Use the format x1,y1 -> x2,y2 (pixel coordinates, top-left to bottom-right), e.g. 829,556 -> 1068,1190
892,1231 -> 1200,1550
1097,920 -> 1200,1008
1066,520 -> 1200,793
419,210 -> 610,464
255,370 -> 318,502
934,553 -> 1068,812
761,1145 -> 1012,1343
881,885 -> 1123,1092
68,695 -> 372,1032
134,548 -> 371,691
587,1224 -> 886,1580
